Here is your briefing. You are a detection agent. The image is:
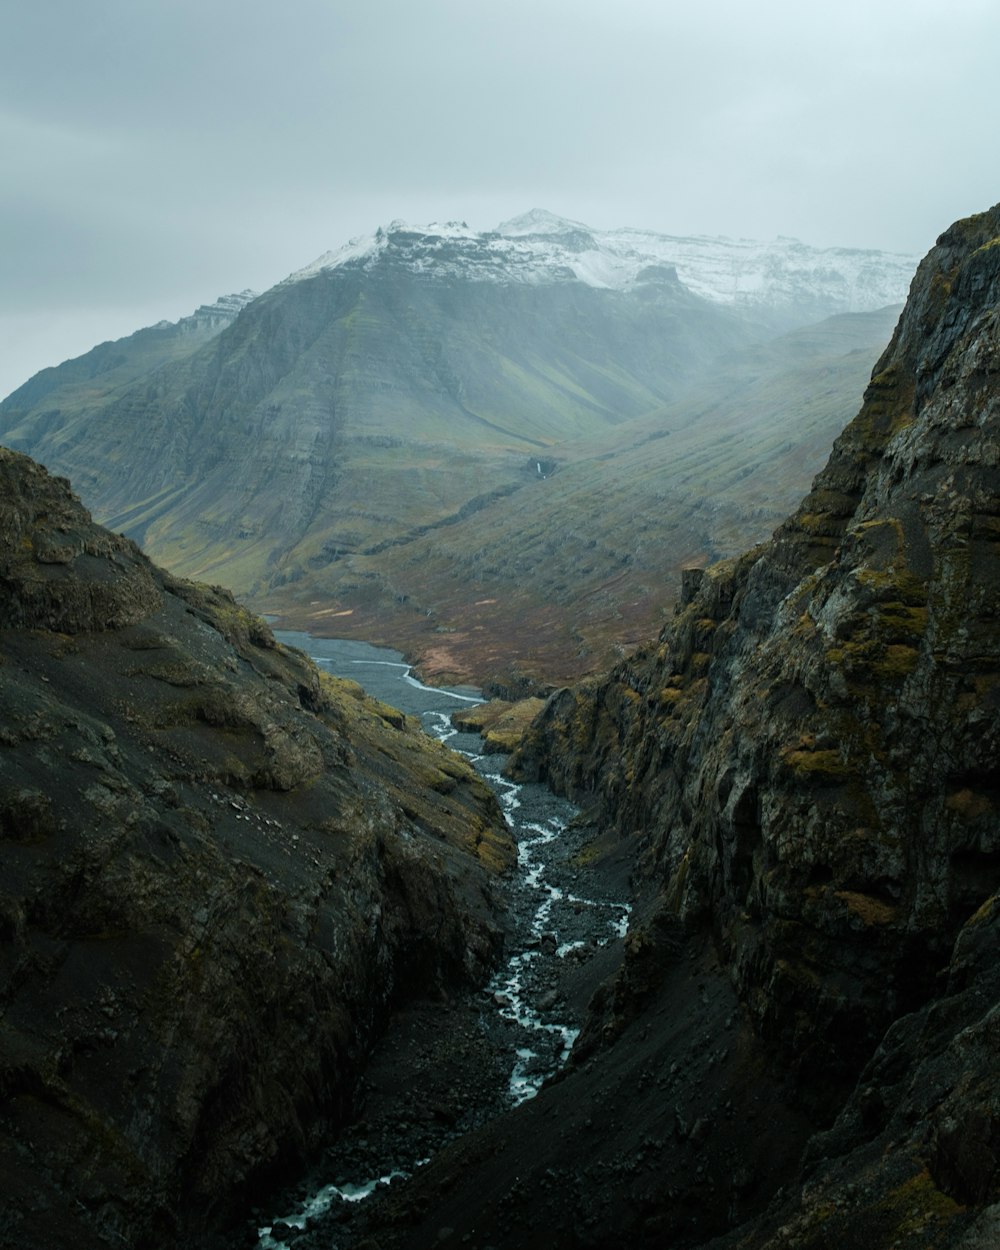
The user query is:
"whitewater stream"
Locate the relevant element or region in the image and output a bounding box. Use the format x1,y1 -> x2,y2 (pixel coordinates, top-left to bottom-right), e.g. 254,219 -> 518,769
254,634 -> 631,1246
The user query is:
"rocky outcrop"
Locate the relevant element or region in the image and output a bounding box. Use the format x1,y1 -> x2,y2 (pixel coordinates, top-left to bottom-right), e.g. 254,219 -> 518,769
709,887 -> 1000,1248
479,204 -> 1000,1242
450,697 -> 547,754
0,446 -> 513,1249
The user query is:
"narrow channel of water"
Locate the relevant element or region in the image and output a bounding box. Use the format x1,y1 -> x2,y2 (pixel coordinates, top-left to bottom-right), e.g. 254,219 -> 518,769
255,634 -> 631,1245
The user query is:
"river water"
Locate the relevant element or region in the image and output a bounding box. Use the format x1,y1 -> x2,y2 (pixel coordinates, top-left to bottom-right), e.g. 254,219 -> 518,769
255,634 -> 631,1245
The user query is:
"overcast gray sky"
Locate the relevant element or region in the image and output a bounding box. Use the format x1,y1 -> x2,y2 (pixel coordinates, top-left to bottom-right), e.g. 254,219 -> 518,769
2,0 -> 998,400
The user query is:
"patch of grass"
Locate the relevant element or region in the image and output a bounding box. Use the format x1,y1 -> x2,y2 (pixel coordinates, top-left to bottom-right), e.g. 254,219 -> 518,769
571,842 -> 602,868
880,1167 -> 964,1239
782,746 -> 850,782
833,890 -> 898,927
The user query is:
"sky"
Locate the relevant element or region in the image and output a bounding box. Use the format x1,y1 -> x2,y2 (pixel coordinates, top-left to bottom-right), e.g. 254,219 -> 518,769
2,0 -> 998,401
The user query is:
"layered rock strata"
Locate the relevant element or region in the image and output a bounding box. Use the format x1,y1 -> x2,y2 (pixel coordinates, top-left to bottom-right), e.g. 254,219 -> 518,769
0,447 -> 513,1249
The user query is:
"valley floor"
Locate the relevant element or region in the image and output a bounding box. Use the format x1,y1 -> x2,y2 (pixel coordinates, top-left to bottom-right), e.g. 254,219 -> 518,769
242,755 -> 638,1250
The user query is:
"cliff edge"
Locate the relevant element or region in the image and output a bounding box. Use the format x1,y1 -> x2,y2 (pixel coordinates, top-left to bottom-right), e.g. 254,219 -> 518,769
507,203 -> 1000,1243
0,447 -> 513,1248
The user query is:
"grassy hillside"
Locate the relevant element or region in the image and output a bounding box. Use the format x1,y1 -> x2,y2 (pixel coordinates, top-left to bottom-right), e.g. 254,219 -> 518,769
264,308 -> 900,686
1,261 -> 761,638
0,247 -> 899,688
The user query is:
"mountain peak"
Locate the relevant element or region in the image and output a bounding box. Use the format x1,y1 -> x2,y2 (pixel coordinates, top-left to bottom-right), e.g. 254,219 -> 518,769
282,213 -> 919,314
494,208 -> 591,237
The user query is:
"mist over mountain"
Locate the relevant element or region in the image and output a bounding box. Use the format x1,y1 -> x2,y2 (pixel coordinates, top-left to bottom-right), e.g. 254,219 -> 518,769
327,305 -> 901,686
0,213 -> 916,686
4,195 -> 1000,1250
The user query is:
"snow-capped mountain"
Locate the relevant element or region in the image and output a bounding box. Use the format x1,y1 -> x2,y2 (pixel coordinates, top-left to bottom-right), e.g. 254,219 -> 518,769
287,208 -> 918,321
0,201 -> 907,692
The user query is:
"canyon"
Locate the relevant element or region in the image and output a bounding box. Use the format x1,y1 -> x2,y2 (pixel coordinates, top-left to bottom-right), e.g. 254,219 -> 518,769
2,203 -> 1000,1249
351,203 -> 1000,1248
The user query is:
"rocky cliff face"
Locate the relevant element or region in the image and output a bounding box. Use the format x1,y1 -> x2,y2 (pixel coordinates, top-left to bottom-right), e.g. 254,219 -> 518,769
515,204 -> 1000,1076
475,204 -> 1000,1243
0,447 -> 512,1249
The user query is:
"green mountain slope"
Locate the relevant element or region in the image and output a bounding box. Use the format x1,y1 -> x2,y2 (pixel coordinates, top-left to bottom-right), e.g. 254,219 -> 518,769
0,220 -> 906,687
266,307 -> 900,686
0,244 -> 762,622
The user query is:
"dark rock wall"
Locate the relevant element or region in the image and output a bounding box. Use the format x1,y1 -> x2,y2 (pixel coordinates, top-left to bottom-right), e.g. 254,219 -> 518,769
511,205 -> 1000,1200
0,447 -> 513,1249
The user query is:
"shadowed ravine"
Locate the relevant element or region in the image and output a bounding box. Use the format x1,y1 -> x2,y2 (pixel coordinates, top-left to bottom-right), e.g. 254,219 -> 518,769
249,636 -> 634,1248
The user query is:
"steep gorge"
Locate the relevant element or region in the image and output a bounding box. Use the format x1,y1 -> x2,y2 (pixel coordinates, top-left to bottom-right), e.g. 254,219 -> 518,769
2,207 -> 996,1249
352,206 -> 1000,1248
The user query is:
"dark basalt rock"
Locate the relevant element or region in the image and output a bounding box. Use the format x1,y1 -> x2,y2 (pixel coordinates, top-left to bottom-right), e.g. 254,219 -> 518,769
513,202 -> 1000,1093
363,208 -> 1000,1246
0,446 -> 513,1249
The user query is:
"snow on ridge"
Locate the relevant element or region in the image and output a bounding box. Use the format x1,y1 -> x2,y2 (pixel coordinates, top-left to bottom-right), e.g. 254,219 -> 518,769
285,219 -> 481,285
279,210 -> 920,313
571,223 -> 918,310
495,208 -> 593,237
191,289 -> 258,319
144,290 -> 258,333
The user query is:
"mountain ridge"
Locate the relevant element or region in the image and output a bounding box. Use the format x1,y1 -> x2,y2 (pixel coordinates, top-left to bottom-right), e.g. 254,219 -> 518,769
286,208 -> 918,322
1,290 -> 256,411
0,213 -> 914,688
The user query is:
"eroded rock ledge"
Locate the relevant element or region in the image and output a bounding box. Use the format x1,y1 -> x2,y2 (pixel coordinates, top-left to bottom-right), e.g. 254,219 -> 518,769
0,447 -> 513,1249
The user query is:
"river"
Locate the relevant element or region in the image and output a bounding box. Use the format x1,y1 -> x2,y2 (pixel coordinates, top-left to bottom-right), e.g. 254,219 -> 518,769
253,634 -> 631,1247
